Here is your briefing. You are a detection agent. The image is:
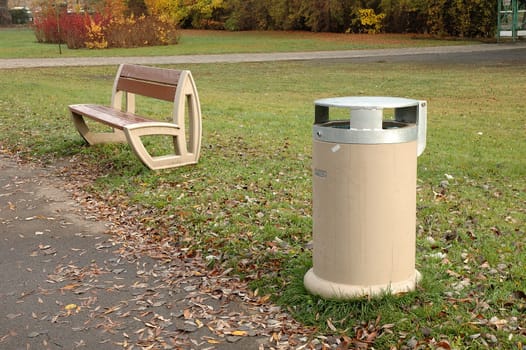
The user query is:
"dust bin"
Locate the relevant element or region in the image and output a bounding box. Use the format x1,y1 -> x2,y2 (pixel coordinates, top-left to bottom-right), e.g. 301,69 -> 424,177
304,96 -> 427,299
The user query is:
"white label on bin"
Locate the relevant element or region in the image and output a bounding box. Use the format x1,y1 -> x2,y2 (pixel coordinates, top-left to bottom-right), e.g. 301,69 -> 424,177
331,144 -> 341,153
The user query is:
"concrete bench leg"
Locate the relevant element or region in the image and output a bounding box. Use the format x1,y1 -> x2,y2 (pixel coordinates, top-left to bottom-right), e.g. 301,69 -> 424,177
173,71 -> 202,164
71,112 -> 127,145
123,122 -> 198,170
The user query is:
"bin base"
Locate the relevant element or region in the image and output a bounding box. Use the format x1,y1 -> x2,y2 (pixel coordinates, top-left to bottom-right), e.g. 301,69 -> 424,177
304,268 -> 421,299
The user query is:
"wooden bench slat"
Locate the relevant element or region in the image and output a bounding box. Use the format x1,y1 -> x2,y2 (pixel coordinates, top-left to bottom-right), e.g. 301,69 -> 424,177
69,104 -> 154,130
120,64 -> 182,86
117,77 -> 177,102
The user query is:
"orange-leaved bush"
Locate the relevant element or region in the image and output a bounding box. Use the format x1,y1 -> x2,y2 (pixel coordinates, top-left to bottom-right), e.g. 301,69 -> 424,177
32,0 -> 178,49
103,14 -> 179,48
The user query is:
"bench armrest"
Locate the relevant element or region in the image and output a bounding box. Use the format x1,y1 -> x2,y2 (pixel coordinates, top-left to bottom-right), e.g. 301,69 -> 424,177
125,122 -> 180,133
123,122 -> 200,170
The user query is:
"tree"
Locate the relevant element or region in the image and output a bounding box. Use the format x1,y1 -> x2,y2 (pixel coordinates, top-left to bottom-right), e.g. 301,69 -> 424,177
424,0 -> 496,37
223,0 -> 272,30
144,0 -> 226,28
380,0 -> 427,33
138,0 -> 497,37
299,0 -> 346,32
0,0 -> 11,25
126,0 -> 147,16
267,0 -> 298,30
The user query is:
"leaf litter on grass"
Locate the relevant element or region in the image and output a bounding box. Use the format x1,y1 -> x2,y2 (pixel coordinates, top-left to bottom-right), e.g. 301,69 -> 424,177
51,156 -> 440,350
46,148 -> 525,350
46,158 -> 330,349
6,140 -> 523,349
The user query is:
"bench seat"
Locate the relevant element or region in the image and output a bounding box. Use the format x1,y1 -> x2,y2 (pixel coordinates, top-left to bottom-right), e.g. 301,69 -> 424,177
69,104 -> 155,129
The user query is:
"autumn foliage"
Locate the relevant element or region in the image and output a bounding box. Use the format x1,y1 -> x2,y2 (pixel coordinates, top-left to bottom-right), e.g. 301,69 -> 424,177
140,0 -> 496,37
32,0 -> 178,49
32,0 -> 498,47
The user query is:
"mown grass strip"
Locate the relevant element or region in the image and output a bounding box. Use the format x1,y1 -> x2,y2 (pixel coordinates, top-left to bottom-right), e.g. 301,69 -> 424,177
0,27 -> 476,59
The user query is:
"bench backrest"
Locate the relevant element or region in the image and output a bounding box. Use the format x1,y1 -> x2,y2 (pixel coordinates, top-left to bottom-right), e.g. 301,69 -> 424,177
110,64 -> 202,162
110,64 -> 200,119
115,64 -> 182,103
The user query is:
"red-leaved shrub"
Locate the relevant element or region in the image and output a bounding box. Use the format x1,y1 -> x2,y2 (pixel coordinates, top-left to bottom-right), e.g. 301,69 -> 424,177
32,1 -> 178,49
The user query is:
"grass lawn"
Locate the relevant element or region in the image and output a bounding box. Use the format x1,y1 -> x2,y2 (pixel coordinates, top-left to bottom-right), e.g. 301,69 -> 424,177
0,30 -> 524,349
0,27 -> 477,59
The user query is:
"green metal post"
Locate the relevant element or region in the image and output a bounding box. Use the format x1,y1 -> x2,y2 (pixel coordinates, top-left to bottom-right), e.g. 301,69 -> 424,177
498,0 -> 521,41
513,0 -> 518,40
497,0 -> 502,41
517,0 -> 526,38
497,0 -> 503,41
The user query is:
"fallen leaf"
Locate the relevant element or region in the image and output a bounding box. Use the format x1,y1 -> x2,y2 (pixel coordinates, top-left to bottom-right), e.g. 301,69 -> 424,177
436,340 -> 451,349
65,304 -> 78,311
61,284 -> 80,291
258,294 -> 271,303
512,290 -> 526,300
6,313 -> 22,320
326,319 -> 337,332
42,248 -> 57,255
488,316 -> 507,330
231,330 -> 248,336
183,309 -> 192,319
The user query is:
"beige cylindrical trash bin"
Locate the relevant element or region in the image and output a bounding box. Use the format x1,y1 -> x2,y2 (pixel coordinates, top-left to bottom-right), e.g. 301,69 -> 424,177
304,96 -> 427,299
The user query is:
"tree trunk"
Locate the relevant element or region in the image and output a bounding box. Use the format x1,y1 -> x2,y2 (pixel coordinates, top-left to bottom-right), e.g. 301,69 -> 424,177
0,0 -> 11,25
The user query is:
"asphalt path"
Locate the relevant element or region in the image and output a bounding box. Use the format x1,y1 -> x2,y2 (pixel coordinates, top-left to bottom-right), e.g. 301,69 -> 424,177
0,155 -> 272,350
1,43 -> 526,69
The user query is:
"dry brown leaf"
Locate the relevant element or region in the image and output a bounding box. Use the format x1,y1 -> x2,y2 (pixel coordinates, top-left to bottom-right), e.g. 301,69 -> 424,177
435,340 -> 452,350
366,331 -> 378,343
326,319 -> 337,332
61,284 -> 80,291
183,309 -> 192,319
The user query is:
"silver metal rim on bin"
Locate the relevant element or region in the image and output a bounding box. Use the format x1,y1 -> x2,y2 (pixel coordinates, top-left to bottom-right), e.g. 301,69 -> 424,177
313,122 -> 417,144
313,96 -> 426,151
315,96 -> 421,109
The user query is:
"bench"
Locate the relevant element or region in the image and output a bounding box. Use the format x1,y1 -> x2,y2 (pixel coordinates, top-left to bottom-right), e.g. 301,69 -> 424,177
69,64 -> 202,170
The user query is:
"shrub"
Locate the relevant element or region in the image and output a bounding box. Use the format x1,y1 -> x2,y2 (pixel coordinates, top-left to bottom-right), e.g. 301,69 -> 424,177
104,15 -> 179,47
354,8 -> 386,34
32,3 -> 61,44
380,0 -> 428,33
32,0 -> 178,49
33,10 -> 98,49
85,16 -> 108,49
425,0 -> 496,37
144,0 -> 227,29
63,13 -> 94,49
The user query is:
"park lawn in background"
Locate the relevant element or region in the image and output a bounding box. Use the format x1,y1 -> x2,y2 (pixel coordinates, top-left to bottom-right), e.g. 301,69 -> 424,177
0,57 -> 524,348
0,27 -> 477,59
